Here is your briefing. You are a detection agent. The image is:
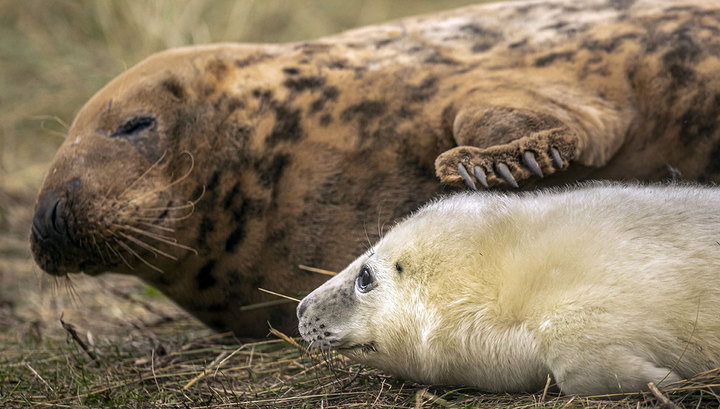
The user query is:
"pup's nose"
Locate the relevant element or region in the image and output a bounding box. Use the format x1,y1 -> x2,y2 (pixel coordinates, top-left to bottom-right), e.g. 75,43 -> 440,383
297,298 -> 309,320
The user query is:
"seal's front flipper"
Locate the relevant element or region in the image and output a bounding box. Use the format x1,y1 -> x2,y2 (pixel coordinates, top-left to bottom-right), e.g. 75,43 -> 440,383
436,126 -> 575,189
435,87 -> 630,189
549,348 -> 682,396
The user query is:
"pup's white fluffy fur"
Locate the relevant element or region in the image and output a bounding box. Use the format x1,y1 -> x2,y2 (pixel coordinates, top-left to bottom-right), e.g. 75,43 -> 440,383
298,183 -> 720,395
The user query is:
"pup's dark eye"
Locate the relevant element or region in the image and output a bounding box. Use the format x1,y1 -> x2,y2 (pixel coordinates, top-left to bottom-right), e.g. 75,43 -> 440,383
395,262 -> 403,274
356,265 -> 375,293
111,116 -> 156,138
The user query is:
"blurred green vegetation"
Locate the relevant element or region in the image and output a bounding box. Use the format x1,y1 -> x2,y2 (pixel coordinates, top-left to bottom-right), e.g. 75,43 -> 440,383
0,0 -> 479,178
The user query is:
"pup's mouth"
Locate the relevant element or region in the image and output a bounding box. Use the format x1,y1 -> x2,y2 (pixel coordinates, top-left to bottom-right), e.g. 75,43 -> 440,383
338,342 -> 377,353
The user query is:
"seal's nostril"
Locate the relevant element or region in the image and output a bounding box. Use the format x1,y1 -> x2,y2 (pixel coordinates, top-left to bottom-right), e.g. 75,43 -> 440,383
31,185 -> 74,243
32,189 -> 59,240
50,200 -> 59,233
297,299 -> 309,319
31,219 -> 43,240
30,180 -> 84,276
50,198 -> 67,234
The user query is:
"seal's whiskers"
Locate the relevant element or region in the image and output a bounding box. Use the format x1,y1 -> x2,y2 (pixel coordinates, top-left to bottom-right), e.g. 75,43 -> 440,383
63,276 -> 80,306
128,151 -> 195,203
50,276 -> 60,297
129,187 -> 205,223
115,231 -> 178,261
105,242 -> 133,271
113,238 -> 164,274
141,202 -> 197,212
137,222 -> 175,233
362,222 -> 373,254
115,224 -> 198,254
116,150 -> 168,200
101,242 -> 118,265
112,224 -> 177,243
135,186 -> 205,220
90,236 -> 108,265
131,213 -> 196,222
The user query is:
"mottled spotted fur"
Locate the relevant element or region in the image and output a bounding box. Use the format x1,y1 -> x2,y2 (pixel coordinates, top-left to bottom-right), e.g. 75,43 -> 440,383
32,0 -> 720,336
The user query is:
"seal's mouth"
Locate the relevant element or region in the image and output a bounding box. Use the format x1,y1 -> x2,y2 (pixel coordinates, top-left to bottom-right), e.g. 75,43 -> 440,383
77,262 -> 109,276
338,342 -> 377,353
31,148 -> 200,280
30,179 -> 129,277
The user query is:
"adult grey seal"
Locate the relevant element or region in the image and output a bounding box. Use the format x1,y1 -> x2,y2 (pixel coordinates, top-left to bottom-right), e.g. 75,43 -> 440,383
31,0 -> 720,336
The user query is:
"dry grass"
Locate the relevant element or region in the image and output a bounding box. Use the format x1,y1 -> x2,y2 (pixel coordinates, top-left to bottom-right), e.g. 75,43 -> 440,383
4,315 -> 720,408
2,1 -> 720,407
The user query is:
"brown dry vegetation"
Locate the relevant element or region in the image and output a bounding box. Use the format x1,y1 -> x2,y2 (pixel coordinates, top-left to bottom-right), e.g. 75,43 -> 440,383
1,1 -> 719,407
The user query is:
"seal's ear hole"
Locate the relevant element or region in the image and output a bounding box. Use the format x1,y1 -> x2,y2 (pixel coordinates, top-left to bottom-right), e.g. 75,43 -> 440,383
395,262 -> 403,274
161,78 -> 186,100
356,265 -> 376,293
111,116 -> 157,138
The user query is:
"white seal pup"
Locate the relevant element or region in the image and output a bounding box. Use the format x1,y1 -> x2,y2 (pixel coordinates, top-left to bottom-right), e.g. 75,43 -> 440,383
297,183 -> 720,395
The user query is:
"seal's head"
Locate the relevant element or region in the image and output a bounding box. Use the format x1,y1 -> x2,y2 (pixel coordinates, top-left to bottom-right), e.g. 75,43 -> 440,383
296,194 -> 520,388
30,46 -> 248,279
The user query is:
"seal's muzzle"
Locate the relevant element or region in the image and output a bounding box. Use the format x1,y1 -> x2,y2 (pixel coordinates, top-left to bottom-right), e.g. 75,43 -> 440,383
30,179 -> 83,276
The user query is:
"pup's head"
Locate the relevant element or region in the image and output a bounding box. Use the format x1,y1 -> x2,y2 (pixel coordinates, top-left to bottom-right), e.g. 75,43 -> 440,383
297,193 -> 495,382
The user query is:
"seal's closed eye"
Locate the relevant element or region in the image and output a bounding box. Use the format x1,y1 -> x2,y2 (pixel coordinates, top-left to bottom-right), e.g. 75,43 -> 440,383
111,115 -> 157,138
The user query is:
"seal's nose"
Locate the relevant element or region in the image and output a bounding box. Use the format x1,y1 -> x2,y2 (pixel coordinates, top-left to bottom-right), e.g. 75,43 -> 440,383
297,298 -> 309,320
31,180 -> 81,250
30,179 -> 90,276
32,190 -> 67,242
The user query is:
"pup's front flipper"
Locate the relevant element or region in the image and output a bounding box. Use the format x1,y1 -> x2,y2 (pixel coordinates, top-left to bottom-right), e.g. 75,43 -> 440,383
549,347 -> 682,396
435,87 -> 630,189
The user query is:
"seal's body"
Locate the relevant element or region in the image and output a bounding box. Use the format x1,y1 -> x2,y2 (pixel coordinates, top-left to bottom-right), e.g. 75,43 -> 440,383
31,0 -> 720,336
298,184 -> 720,395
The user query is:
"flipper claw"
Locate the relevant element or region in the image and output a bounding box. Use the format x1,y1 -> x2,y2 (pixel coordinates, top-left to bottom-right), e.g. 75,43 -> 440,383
551,147 -> 564,169
473,166 -> 489,188
495,163 -> 519,188
457,163 -> 477,190
523,151 -> 544,178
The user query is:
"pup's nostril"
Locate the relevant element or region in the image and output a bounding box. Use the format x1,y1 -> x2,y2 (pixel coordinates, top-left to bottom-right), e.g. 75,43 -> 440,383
297,299 -> 309,319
